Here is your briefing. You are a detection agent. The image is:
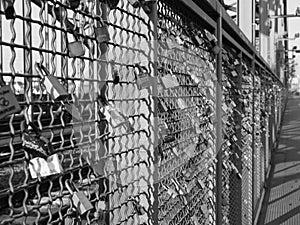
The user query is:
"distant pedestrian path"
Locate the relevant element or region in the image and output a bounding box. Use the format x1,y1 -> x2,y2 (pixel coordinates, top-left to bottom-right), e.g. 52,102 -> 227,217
258,96 -> 300,225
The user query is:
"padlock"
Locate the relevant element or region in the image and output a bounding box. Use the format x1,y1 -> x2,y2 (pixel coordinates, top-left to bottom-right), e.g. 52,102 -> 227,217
193,34 -> 203,47
190,74 -> 200,85
134,64 -> 153,90
101,104 -> 133,131
171,178 -> 189,205
22,121 -> 53,159
165,35 -> 179,50
191,215 -> 200,225
95,25 -> 110,43
157,97 -> 168,112
106,0 -> 120,9
211,44 -> 221,55
94,199 -> 106,220
231,70 -> 238,77
129,197 -> 147,216
35,62 -> 69,101
162,183 -> 178,198
170,147 -> 179,158
128,0 -> 140,8
68,40 -> 85,58
3,0 -> 15,20
68,0 -> 80,9
140,0 -> 153,14
63,102 -> 82,121
234,59 -> 240,65
0,84 -> 21,119
65,181 -> 93,215
112,69 -> 120,84
67,32 -> 85,58
177,98 -> 186,110
29,153 -> 63,178
204,30 -> 216,43
160,74 -> 179,89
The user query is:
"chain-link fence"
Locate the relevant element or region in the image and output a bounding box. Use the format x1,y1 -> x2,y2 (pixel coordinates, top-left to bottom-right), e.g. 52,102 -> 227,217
0,0 -> 287,225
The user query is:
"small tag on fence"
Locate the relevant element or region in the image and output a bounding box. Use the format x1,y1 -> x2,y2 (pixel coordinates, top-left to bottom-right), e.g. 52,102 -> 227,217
29,154 -> 63,178
0,85 -> 21,119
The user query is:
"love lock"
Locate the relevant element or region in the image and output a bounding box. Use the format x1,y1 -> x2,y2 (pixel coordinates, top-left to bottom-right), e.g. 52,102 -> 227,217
28,153 -> 63,179
67,32 -> 85,58
68,0 -> 81,9
21,121 -> 54,159
128,0 -> 156,14
133,64 -> 154,90
0,81 -> 21,119
3,0 -> 15,20
65,180 -> 93,215
105,0 -> 120,9
35,62 -> 69,101
128,0 -> 140,8
95,25 -> 110,43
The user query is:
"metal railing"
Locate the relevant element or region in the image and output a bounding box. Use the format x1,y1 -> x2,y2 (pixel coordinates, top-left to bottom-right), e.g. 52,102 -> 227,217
0,0 -> 287,224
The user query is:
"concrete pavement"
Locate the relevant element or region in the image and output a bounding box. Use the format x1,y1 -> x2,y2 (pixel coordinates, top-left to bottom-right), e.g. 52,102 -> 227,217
258,96 -> 300,225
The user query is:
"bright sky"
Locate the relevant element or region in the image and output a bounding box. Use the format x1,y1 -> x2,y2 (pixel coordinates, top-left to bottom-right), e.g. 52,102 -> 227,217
288,1 -> 300,79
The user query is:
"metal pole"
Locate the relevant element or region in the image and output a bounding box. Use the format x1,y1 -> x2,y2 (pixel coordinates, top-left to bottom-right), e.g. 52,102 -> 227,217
215,3 -> 223,225
251,54 -> 256,220
269,14 -> 300,19
150,1 -> 159,225
236,51 -> 243,225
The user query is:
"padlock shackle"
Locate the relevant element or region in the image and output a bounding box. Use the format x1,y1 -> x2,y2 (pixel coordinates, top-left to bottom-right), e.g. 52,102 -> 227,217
130,63 -> 149,80
0,76 -> 6,87
35,62 -> 51,79
65,180 -> 74,195
65,180 -> 80,195
20,120 -> 41,137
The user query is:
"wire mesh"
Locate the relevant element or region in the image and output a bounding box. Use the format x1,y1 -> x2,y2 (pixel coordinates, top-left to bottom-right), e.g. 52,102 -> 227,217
0,1 -> 288,225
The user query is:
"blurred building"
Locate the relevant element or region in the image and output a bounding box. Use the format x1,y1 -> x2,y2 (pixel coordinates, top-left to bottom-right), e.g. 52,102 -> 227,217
222,0 -> 288,84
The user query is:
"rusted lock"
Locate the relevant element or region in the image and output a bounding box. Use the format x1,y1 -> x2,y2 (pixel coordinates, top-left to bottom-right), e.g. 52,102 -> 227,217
65,181 -> 93,215
0,82 -> 21,120
22,121 -> 53,159
95,25 -> 110,43
35,63 -> 69,101
3,0 -> 15,19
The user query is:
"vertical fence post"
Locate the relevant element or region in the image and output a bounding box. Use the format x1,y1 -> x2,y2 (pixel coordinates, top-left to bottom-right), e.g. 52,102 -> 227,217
151,1 -> 159,224
215,3 -> 223,225
251,55 -> 256,221
236,51 -> 243,225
